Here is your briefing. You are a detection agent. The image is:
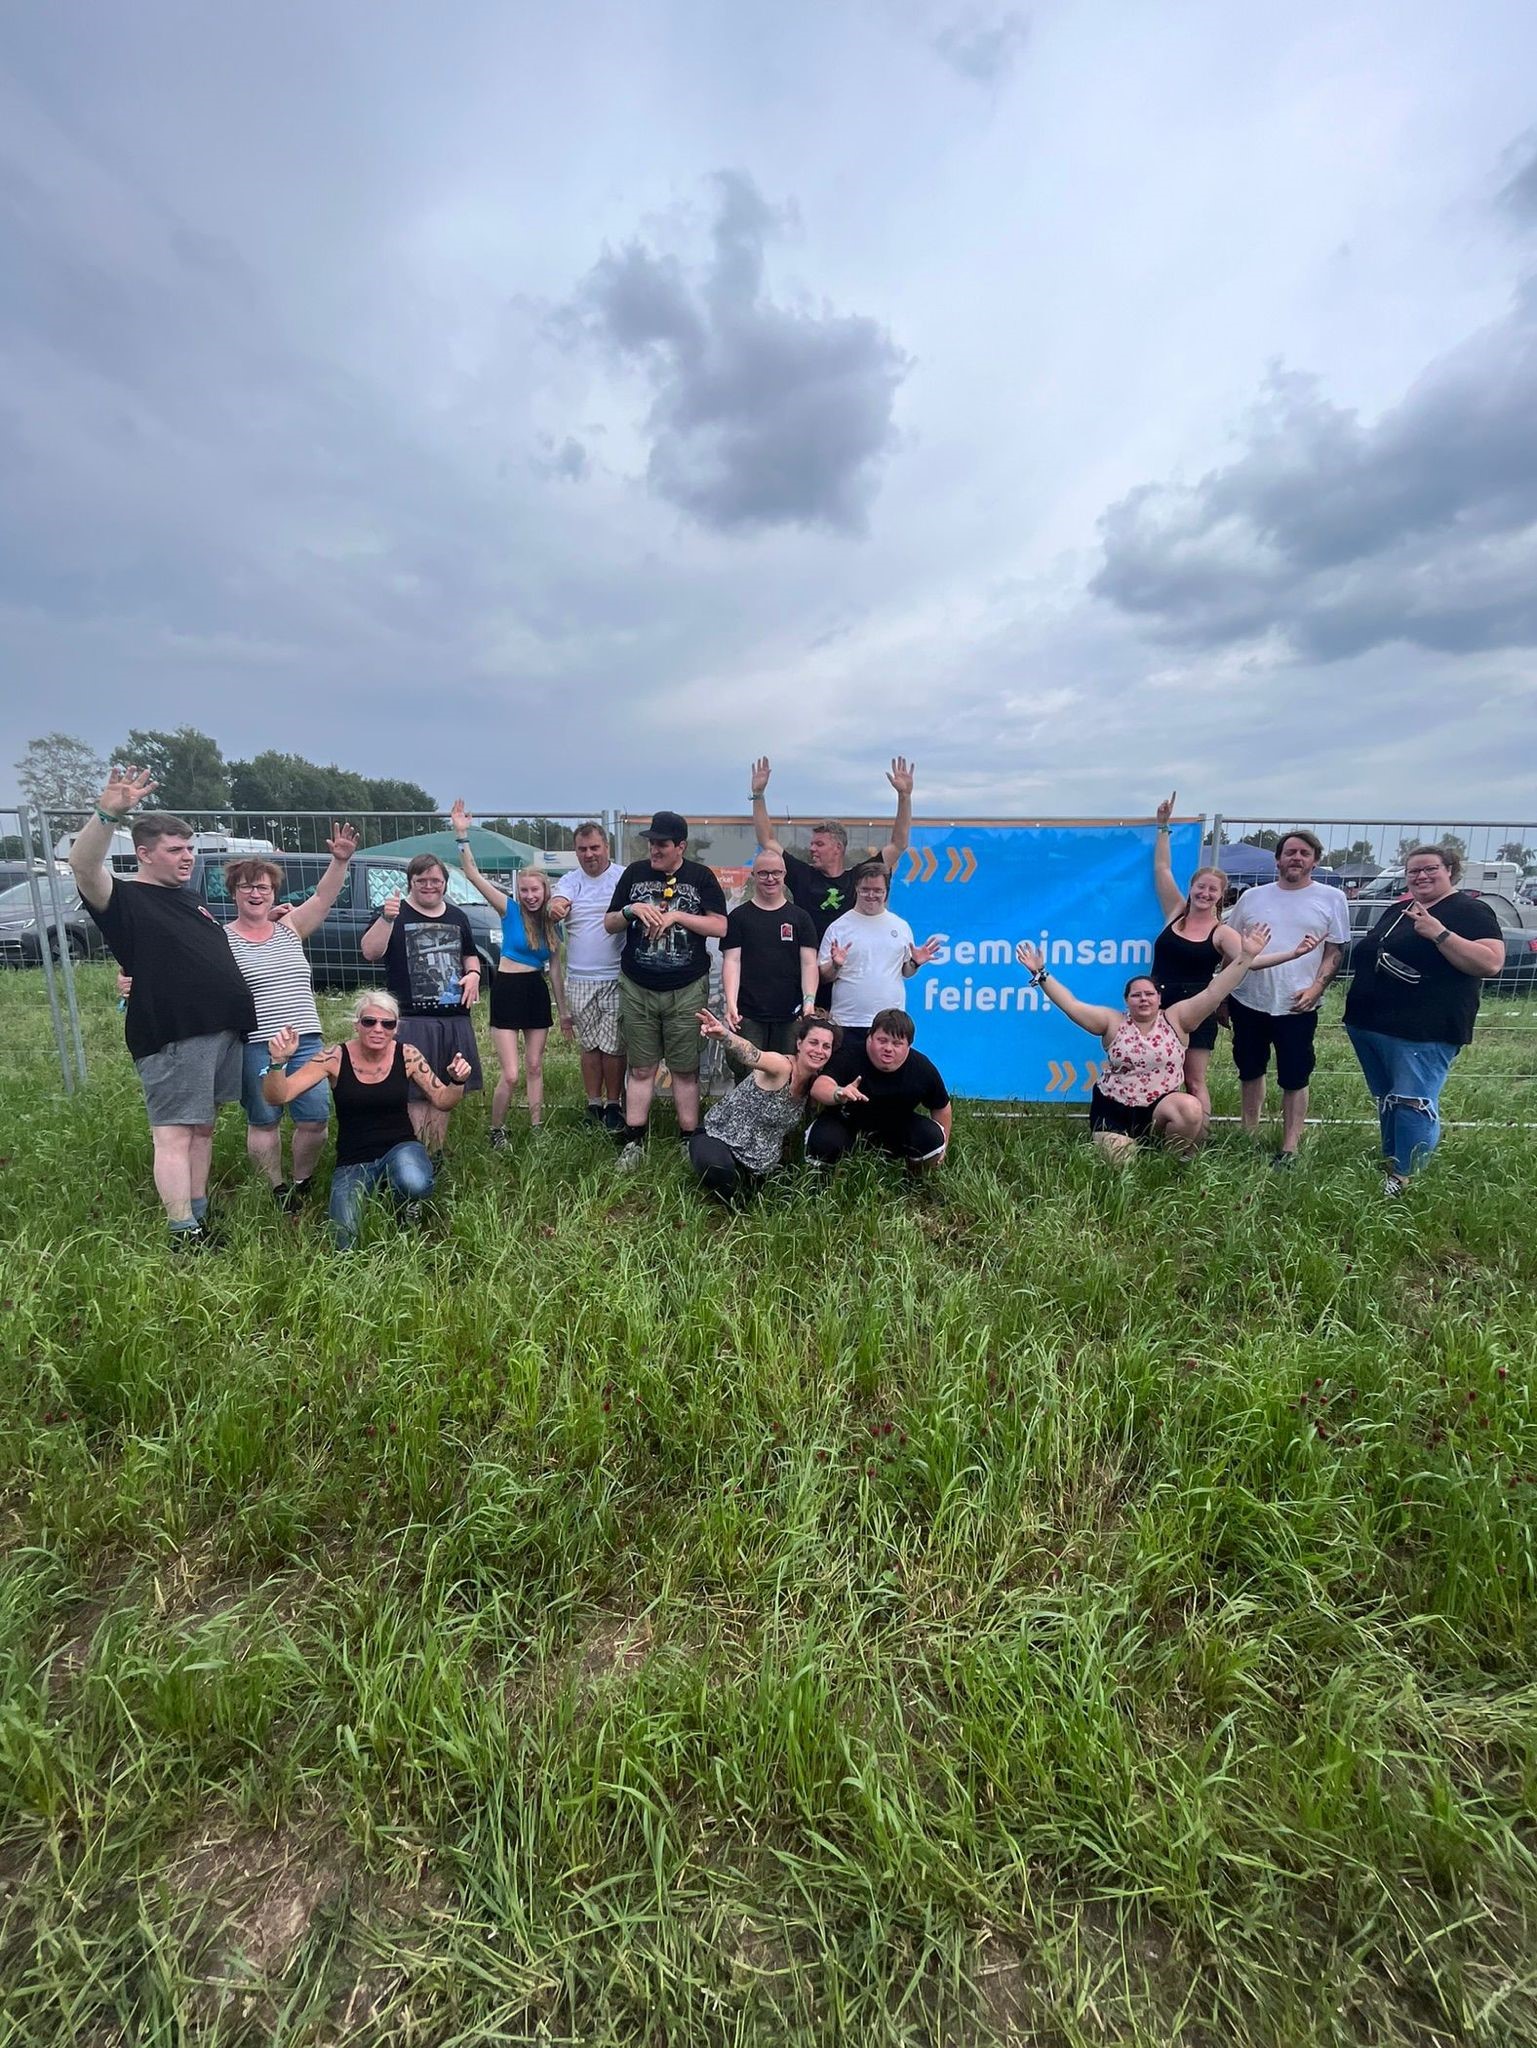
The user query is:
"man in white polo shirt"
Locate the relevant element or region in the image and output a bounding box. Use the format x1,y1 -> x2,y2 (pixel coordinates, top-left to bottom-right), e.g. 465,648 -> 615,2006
551,821 -> 626,1130
1225,828 -> 1351,1166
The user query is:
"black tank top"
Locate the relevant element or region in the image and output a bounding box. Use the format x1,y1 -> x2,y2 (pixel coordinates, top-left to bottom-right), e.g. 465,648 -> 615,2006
332,1043 -> 415,1166
1152,916 -> 1222,998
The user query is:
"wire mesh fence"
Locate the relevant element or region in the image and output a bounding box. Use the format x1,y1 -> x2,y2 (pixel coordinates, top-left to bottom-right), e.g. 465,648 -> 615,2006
1209,814 -> 1537,1015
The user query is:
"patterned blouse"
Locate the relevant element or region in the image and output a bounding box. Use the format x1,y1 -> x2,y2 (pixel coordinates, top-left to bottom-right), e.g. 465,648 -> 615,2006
701,1073 -> 809,1174
1098,1011 -> 1186,1107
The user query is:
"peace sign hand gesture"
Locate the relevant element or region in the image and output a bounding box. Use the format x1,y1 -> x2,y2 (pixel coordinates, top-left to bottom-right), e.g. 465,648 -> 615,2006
99,765 -> 157,816
828,939 -> 850,971
696,1007 -> 729,1040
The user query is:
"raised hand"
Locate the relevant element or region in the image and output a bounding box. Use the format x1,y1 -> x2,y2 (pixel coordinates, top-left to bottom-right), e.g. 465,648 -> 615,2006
750,756 -> 772,797
381,893 -> 401,921
326,821 -> 359,862
1290,931 -> 1322,960
269,1025 -> 300,1065
1155,791 -> 1176,826
1239,923 -> 1272,960
910,935 -> 942,967
446,1053 -> 472,1082
449,798 -> 472,839
1403,900 -> 1446,941
887,756 -> 915,796
1015,940 -> 1044,972
696,1007 -> 728,1040
99,765 -> 156,816
828,939 -> 850,971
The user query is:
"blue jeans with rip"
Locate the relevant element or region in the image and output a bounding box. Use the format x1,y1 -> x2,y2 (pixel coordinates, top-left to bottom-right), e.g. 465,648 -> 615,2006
1345,1026 -> 1458,1176
328,1142 -> 435,1248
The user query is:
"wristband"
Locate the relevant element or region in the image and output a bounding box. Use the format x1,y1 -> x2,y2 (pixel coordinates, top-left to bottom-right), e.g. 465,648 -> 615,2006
1432,929 -> 1451,947
1156,823 -> 1170,834
95,806 -> 125,825
455,836 -> 470,845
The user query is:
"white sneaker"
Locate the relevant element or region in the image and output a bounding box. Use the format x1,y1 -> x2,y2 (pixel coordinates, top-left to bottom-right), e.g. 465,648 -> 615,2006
1383,1173 -> 1407,1198
616,1141 -> 645,1174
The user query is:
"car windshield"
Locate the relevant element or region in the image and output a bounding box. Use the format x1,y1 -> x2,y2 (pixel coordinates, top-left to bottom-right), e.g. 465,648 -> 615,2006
0,878 -> 79,913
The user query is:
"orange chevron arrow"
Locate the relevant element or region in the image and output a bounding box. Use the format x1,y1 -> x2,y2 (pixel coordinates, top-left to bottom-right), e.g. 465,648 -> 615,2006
959,848 -> 976,883
945,846 -> 963,882
1047,1061 -> 1064,1093
903,847 -> 922,885
921,846 -> 938,882
1046,1060 -> 1078,1094
1082,1062 -> 1100,1092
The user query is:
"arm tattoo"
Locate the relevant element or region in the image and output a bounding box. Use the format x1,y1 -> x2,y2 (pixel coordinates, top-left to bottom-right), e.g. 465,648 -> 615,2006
729,1035 -> 761,1067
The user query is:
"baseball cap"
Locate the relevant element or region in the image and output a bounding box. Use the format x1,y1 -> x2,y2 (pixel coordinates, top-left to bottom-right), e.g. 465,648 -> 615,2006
645,809 -> 688,841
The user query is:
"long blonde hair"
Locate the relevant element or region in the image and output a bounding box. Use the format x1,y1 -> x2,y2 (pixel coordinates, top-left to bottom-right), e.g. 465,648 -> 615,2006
515,868 -> 559,956
1179,865 -> 1230,925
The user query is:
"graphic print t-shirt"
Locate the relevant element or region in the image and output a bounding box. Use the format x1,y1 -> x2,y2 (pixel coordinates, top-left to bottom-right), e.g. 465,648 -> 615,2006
608,858 -> 728,991
722,900 -> 818,1020
383,904 -> 476,1015
783,854 -> 859,941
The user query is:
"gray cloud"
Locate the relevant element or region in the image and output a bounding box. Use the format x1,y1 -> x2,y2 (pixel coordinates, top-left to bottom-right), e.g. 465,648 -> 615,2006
1091,291 -> 1537,662
1498,134 -> 1537,222
932,9 -> 1030,85
563,172 -> 908,533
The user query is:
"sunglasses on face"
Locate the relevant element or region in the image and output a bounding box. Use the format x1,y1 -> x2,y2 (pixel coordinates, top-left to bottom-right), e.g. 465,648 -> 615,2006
358,1015 -> 399,1031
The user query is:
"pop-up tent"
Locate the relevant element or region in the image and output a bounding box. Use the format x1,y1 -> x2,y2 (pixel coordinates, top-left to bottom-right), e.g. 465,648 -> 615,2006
1216,841 -> 1278,883
362,826 -> 542,872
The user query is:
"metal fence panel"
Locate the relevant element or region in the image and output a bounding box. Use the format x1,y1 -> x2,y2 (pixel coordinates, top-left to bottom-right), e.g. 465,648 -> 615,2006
0,806 -> 82,1091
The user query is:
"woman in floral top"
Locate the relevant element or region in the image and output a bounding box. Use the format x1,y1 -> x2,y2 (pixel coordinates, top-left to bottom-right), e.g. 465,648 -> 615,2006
1016,924 -> 1271,1161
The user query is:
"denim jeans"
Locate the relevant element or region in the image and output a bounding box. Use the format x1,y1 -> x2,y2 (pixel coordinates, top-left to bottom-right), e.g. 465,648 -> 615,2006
1344,1026 -> 1458,1175
328,1142 -> 435,1248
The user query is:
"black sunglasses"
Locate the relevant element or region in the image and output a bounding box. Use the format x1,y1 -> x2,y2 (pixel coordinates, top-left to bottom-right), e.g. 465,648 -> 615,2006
358,1015 -> 399,1031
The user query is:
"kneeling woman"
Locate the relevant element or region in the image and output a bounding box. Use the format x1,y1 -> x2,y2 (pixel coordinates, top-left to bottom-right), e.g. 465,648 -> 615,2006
1016,925 -> 1270,1160
262,993 -> 471,1246
687,1009 -> 841,1199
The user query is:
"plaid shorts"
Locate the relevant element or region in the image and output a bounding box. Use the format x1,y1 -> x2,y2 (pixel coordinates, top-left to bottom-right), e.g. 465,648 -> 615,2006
566,975 -> 622,1055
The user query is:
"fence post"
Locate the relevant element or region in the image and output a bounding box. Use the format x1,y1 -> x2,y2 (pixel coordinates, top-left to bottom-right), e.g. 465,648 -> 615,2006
1209,811 -> 1224,861
41,808 -> 87,1084
19,804 -> 77,1094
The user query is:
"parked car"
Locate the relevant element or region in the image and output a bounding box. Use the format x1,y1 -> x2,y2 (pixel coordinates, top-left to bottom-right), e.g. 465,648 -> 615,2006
188,853 -> 504,988
1343,887 -> 1537,995
0,877 -> 110,967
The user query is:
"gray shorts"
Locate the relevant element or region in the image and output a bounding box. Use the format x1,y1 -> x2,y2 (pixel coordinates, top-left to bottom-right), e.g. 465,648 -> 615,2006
134,1031 -> 244,1126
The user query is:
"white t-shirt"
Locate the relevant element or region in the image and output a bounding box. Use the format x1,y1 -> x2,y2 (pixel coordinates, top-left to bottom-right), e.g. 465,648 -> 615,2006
1227,880 -> 1351,1016
819,907 -> 915,1028
552,862 -> 625,980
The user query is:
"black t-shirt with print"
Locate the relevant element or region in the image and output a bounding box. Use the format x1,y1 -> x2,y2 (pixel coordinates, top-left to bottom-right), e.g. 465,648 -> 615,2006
382,904 -> 478,1016
1343,891 -> 1503,1046
722,900 -> 819,1021
822,1041 -> 950,1141
607,858 -> 728,991
88,879 -> 257,1060
783,854 -> 860,941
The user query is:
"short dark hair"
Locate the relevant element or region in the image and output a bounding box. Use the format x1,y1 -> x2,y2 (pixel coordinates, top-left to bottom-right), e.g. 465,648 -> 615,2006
131,812 -> 194,851
1403,841 -> 1463,883
406,853 -> 450,883
850,860 -> 889,895
811,820 -> 849,850
573,821 -> 607,842
868,1007 -> 915,1043
794,1012 -> 842,1051
1277,828 -> 1324,862
1123,973 -> 1160,1000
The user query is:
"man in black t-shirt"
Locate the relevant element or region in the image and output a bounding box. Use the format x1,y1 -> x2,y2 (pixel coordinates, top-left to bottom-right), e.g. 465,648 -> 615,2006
603,810 -> 728,1163
720,850 -> 819,1075
749,756 -> 915,1002
71,766 -> 257,1249
805,1007 -> 952,1170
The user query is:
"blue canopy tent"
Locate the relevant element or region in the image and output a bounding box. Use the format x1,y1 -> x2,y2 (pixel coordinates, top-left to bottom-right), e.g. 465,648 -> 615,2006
1216,841 -> 1278,883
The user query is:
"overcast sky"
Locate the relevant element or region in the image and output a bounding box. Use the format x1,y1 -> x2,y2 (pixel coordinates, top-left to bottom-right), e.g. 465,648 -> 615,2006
3,0 -> 1536,823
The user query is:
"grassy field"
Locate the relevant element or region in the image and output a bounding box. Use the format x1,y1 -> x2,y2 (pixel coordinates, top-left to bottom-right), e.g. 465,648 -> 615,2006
2,964 -> 1534,2046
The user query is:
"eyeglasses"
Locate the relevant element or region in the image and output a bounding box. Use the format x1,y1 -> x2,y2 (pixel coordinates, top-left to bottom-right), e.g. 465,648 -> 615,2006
358,1015 -> 399,1031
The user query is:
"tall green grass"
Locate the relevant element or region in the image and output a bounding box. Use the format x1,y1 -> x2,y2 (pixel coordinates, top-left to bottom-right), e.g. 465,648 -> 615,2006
1,965 -> 1534,2044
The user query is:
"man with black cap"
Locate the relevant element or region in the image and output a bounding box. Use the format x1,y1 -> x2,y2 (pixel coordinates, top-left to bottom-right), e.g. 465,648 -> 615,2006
603,810 -> 729,1165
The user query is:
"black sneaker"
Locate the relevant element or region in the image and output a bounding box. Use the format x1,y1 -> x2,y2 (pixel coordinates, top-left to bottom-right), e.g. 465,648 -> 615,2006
1271,1150 -> 1297,1171
489,1127 -> 509,1151
401,1200 -> 425,1226
169,1225 -> 214,1255
585,1102 -> 606,1124
602,1103 -> 626,1134
273,1181 -> 308,1213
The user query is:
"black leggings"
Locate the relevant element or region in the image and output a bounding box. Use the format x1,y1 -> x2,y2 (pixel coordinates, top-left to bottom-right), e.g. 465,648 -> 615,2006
687,1130 -> 755,1203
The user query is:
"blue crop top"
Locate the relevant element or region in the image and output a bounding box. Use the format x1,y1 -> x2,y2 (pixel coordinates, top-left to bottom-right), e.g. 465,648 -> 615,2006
499,904 -> 551,970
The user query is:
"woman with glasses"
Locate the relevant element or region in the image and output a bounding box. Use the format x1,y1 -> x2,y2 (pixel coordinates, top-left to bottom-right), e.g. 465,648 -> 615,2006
1342,843 -> 1505,1194
261,992 -> 471,1247
359,852 -> 483,1153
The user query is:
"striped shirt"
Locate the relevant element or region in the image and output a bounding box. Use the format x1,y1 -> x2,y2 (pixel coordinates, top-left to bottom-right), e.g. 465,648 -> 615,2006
225,922 -> 322,1041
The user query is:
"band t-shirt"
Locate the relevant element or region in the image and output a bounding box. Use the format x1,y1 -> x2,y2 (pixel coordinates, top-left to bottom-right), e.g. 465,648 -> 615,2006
1225,881 -> 1351,1016
822,1043 -> 950,1142
783,855 -> 859,941
818,907 -> 916,1028
88,879 -> 257,1060
1343,891 -> 1502,1045
722,900 -> 819,1021
552,861 -> 626,979
608,858 -> 728,991
382,904 -> 477,1015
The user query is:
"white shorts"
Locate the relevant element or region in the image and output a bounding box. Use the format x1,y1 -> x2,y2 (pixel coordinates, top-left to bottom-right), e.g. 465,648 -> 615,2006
566,976 -> 622,1055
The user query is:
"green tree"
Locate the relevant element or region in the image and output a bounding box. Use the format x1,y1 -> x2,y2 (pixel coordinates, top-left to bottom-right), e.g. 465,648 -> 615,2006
115,727 -> 230,812
15,732 -> 106,815
1243,830 -> 1280,851
0,834 -> 25,862
1496,840 -> 1534,866
229,754 -> 442,850
1325,839 -> 1379,868
364,777 -> 437,815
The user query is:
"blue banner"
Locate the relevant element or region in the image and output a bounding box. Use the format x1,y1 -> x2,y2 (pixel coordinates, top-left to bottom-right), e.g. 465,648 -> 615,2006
888,821 -> 1204,1101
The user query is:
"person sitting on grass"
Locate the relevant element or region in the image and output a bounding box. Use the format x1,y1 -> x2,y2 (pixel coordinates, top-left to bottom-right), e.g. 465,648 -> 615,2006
1015,926 -> 1271,1162
686,1009 -> 841,1201
261,993 -> 470,1249
805,1007 -> 952,1172
451,800 -> 571,1145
